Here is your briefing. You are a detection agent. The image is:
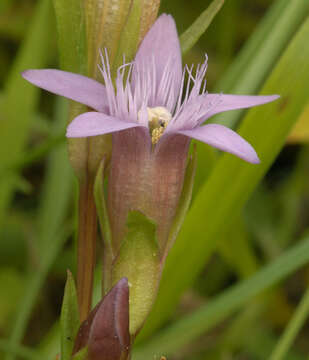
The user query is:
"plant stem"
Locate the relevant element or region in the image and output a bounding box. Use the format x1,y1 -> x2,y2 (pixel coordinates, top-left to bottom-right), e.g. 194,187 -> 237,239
77,180 -> 97,321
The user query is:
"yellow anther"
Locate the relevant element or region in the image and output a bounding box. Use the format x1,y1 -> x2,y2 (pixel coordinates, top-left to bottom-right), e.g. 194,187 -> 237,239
144,106 -> 172,145
151,126 -> 167,144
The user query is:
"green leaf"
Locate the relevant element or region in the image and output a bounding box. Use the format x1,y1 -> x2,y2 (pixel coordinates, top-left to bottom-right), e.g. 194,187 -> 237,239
133,231 -> 309,359
61,271 -> 80,360
112,0 -> 143,75
112,211 -> 160,335
52,0 -> 87,74
288,103 -> 309,143
180,0 -> 225,55
215,0 -> 289,92
269,285 -> 309,360
139,14 -> 309,340
214,0 -> 309,128
0,0 -> 54,225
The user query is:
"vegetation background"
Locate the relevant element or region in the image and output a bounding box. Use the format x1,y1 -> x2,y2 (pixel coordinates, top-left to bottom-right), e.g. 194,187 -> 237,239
0,0 -> 309,359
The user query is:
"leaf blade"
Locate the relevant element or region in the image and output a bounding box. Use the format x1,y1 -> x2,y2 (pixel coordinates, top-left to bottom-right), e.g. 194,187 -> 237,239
214,0 -> 309,128
179,0 -> 225,55
61,271 -> 80,360
134,231 -> 309,358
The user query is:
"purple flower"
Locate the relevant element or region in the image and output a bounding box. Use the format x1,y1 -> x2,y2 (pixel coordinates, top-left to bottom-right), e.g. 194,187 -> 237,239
22,14 -> 280,256
22,14 -> 278,164
22,16 -> 280,327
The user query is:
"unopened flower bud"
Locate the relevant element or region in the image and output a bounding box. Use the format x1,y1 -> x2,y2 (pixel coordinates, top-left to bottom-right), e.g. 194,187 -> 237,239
73,278 -> 130,360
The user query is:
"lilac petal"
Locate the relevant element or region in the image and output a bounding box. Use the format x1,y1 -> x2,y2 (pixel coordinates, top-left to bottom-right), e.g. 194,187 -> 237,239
22,69 -> 108,112
178,124 -> 260,164
202,94 -> 280,122
67,112 -> 143,138
132,14 -> 182,98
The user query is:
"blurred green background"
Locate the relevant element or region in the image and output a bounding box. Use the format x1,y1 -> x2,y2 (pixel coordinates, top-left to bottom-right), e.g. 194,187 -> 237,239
0,0 -> 309,359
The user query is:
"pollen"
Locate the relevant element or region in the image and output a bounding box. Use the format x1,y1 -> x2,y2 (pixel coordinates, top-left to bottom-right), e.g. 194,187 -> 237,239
146,106 -> 172,145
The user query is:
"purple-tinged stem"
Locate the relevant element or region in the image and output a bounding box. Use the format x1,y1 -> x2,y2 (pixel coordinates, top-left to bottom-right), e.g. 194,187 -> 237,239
77,180 -> 97,321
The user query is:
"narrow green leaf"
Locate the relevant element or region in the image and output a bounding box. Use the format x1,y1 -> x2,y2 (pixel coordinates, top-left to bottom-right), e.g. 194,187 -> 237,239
133,232 -> 309,359
0,0 -> 54,225
215,0 -> 290,92
53,0 -> 91,179
52,0 -> 87,73
112,211 -> 160,335
112,0 -> 143,75
214,0 -> 309,128
61,271 -> 80,360
180,0 -> 225,55
269,286 -> 309,360
139,15 -> 309,340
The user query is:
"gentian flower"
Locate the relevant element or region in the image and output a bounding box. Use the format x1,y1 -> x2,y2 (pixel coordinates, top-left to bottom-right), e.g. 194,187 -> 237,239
22,14 -> 278,164
22,14 -> 279,334
22,14 -> 278,252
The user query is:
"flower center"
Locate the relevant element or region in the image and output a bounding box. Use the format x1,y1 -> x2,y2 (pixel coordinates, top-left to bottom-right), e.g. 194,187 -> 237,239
146,107 -> 172,145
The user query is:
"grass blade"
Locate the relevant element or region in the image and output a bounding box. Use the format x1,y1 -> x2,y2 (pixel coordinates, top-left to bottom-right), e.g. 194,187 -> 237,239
133,232 -> 309,358
269,286 -> 309,360
215,0 -> 289,92
214,0 -> 309,128
180,0 -> 224,55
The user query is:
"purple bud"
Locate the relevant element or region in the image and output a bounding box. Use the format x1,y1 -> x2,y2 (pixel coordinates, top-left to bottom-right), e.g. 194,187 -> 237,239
73,278 -> 130,360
